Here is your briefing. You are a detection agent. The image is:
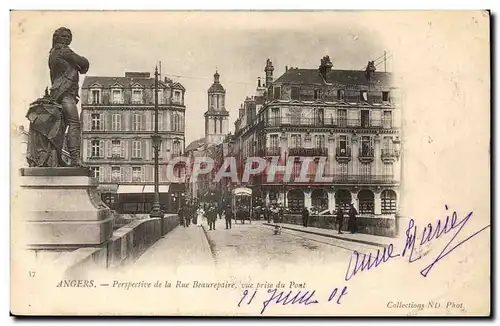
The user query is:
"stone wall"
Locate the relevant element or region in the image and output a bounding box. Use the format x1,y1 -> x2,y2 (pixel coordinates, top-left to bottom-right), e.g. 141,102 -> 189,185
60,214 -> 179,278
281,214 -> 396,237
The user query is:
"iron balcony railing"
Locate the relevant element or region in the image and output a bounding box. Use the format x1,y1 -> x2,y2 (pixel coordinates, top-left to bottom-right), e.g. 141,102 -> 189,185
254,173 -> 397,184
288,147 -> 328,157
336,146 -> 352,157
359,147 -> 375,157
381,148 -> 397,158
264,117 -> 396,129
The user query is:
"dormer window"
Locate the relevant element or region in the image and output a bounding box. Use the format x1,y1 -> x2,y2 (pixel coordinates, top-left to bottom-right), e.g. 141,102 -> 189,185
173,90 -> 182,104
91,88 -> 101,104
111,89 -> 123,104
382,91 -> 390,102
360,90 -> 368,102
337,89 -> 345,101
132,88 -> 143,104
156,88 -> 164,104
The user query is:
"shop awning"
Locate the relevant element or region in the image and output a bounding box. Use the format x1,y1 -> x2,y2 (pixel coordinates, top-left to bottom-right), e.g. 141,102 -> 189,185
117,185 -> 145,194
143,185 -> 170,193
169,183 -> 186,193
97,184 -> 118,193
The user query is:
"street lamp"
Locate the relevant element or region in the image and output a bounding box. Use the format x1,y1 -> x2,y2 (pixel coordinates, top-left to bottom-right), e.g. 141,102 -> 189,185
150,66 -> 164,230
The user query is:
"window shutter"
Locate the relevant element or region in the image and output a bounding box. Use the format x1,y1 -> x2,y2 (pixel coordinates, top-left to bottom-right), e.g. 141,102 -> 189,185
120,167 -> 125,182
121,141 -> 125,158
141,167 -> 145,181
82,112 -> 90,131
87,139 -> 91,158
127,166 -> 132,182
105,113 -> 112,131
141,113 -> 146,131
99,140 -> 105,157
106,140 -> 112,158
99,114 -> 104,131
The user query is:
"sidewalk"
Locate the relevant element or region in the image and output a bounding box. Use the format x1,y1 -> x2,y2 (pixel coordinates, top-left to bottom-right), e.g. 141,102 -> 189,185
134,224 -> 214,267
261,222 -> 396,248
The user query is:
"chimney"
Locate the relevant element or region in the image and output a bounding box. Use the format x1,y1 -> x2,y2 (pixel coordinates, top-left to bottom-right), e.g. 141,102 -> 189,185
285,65 -> 288,72
264,58 -> 274,87
318,55 -> 333,80
365,61 -> 376,81
257,77 -> 261,88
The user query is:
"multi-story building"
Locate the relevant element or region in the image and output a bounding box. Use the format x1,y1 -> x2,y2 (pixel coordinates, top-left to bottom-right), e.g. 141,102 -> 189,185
81,71 -> 187,213
232,56 -> 402,221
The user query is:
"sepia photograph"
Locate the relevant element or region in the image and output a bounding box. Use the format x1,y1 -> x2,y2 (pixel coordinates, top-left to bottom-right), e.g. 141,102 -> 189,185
9,10 -> 490,316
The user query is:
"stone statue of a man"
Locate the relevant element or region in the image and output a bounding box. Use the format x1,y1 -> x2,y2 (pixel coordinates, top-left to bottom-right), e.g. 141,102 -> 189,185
48,27 -> 89,166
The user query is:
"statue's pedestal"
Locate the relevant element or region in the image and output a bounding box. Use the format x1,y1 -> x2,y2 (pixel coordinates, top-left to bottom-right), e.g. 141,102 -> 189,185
19,167 -> 114,250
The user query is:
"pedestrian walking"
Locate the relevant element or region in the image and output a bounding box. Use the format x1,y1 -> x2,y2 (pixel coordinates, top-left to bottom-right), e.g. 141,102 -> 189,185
208,206 -> 217,230
348,203 -> 359,234
178,206 -> 185,227
225,205 -> 233,229
302,207 -> 310,227
336,206 -> 344,234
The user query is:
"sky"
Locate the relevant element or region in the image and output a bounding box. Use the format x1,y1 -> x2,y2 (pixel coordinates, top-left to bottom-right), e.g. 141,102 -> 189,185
11,11 -> 395,145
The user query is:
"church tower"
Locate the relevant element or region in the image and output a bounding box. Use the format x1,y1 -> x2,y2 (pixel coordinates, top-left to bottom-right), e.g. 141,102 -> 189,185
204,70 -> 229,145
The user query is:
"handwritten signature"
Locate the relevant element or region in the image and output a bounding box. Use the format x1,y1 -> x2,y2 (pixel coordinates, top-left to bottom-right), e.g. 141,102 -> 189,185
238,286 -> 348,315
345,205 -> 490,281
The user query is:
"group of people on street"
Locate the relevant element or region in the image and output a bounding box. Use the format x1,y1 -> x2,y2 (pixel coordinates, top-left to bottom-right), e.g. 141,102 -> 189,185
176,199 -> 359,235
176,200 -> 237,231
334,203 -> 358,234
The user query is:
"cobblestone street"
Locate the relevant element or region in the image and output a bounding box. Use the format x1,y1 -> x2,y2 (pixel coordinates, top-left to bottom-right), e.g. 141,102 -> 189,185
202,220 -> 381,270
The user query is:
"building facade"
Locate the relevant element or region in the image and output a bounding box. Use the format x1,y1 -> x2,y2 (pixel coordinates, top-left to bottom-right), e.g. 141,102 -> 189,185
232,57 -> 402,220
81,72 -> 187,213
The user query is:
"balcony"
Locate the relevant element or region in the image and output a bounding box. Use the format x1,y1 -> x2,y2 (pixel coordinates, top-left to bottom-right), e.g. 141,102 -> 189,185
255,173 -> 397,185
288,147 -> 328,157
264,117 -> 396,130
265,147 -> 281,156
381,148 -> 398,162
335,146 -> 352,162
359,147 -> 375,163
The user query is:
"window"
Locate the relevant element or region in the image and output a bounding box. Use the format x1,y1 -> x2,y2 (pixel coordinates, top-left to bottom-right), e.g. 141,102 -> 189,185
360,90 -> 368,102
384,162 -> 394,177
291,86 -> 300,100
174,90 -> 181,103
381,190 -> 397,214
270,134 -> 279,148
339,163 -> 348,176
91,90 -> 101,104
358,190 -> 374,214
270,108 -> 280,125
360,163 -> 371,176
382,91 -> 390,102
112,114 -> 121,131
219,119 -> 223,134
91,140 -> 101,157
111,89 -> 122,104
273,86 -> 281,100
91,114 -> 101,131
112,140 -> 121,158
173,113 -> 180,132
383,111 -> 393,128
315,108 -> 324,125
132,167 -> 142,182
361,136 -> 372,156
337,109 -> 347,127
290,134 -> 302,148
337,89 -> 345,101
314,89 -> 321,100
213,119 -> 217,134
315,135 -> 325,148
132,141 -> 142,158
111,167 -> 120,182
90,166 -> 100,180
339,135 -> 347,151
173,141 -> 181,155
132,89 -> 143,104
132,114 -> 142,131
157,89 -> 164,104
383,137 -> 392,151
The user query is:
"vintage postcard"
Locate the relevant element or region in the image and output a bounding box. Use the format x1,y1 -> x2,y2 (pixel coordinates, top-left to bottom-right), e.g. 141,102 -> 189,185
10,10 -> 490,316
